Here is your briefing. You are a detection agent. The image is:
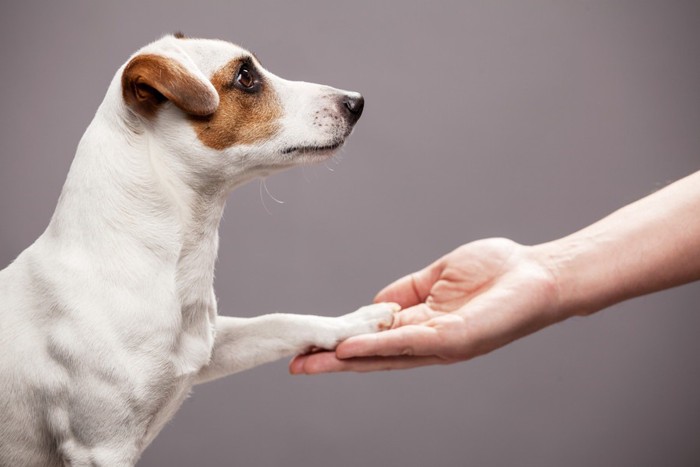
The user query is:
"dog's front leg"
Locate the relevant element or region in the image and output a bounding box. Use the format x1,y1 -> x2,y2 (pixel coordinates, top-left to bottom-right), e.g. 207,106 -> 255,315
194,303 -> 398,384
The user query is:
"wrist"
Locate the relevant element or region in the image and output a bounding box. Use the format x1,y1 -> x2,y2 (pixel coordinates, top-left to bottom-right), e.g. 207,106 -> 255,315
532,234 -> 617,318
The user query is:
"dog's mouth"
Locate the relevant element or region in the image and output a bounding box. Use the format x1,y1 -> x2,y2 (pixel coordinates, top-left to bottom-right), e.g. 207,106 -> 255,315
281,140 -> 344,155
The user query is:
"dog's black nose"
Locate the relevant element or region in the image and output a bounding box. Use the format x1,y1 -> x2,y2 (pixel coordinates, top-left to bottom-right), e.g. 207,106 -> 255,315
341,94 -> 364,124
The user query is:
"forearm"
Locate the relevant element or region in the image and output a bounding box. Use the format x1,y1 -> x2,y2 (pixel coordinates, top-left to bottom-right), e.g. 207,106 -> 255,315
538,171 -> 700,317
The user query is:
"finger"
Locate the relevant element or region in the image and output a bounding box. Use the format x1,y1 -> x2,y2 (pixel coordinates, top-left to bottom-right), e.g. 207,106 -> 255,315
335,325 -> 443,359
373,261 -> 444,308
289,353 -> 314,374
289,352 -> 338,374
290,352 -> 449,374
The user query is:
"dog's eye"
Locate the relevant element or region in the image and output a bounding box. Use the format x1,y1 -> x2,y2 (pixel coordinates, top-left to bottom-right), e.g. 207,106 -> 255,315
235,65 -> 257,91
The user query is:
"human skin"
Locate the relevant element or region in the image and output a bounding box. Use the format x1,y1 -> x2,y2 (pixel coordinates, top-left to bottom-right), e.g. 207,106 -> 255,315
290,171 -> 700,374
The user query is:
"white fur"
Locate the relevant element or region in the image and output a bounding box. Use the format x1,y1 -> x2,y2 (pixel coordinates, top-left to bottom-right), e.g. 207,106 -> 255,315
0,35 -> 394,466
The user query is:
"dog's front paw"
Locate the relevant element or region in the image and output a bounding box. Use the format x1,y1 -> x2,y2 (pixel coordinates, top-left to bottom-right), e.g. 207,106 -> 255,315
340,302 -> 400,335
308,303 -> 401,352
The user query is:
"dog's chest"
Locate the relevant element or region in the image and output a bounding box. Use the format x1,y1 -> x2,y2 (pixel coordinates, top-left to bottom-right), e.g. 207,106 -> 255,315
140,277 -> 217,444
170,239 -> 219,376
169,297 -> 216,376
138,290 -> 216,445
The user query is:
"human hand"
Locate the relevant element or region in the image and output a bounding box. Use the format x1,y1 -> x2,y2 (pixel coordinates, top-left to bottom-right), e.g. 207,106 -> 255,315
289,238 -> 564,373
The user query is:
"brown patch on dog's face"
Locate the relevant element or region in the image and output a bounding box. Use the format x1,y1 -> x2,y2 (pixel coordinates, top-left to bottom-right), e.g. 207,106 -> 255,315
190,57 -> 282,150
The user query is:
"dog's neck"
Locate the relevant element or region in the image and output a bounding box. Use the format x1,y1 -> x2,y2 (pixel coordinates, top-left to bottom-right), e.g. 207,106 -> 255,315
46,101 -> 228,373
50,111 -> 226,269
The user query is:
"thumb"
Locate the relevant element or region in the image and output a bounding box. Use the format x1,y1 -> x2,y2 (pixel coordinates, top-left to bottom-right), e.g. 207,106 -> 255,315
374,260 -> 443,308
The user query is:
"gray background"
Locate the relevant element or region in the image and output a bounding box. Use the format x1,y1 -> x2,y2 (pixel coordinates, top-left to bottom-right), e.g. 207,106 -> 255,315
1,1 -> 699,466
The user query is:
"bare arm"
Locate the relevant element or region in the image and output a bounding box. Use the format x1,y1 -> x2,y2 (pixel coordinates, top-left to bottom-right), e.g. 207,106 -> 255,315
290,171 -> 700,374
543,170 -> 700,316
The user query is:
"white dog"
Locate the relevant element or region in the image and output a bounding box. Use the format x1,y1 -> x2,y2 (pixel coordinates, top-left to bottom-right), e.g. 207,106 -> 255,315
0,34 -> 397,466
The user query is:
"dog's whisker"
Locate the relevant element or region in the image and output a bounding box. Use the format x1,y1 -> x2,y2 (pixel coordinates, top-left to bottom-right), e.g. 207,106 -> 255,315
259,178 -> 285,215
262,178 -> 285,204
259,179 -> 274,215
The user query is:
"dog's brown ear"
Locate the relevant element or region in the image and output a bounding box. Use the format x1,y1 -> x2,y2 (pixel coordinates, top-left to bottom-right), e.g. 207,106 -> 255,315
122,54 -> 219,118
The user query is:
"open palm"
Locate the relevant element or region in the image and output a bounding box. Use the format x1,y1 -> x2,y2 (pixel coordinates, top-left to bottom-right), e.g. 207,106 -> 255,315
290,238 -> 562,373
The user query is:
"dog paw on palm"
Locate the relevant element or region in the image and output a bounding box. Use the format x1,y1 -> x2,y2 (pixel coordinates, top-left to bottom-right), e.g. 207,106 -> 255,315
305,302 -> 401,353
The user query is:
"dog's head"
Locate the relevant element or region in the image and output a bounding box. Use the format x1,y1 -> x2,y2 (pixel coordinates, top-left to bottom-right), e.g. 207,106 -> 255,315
118,34 -> 364,188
